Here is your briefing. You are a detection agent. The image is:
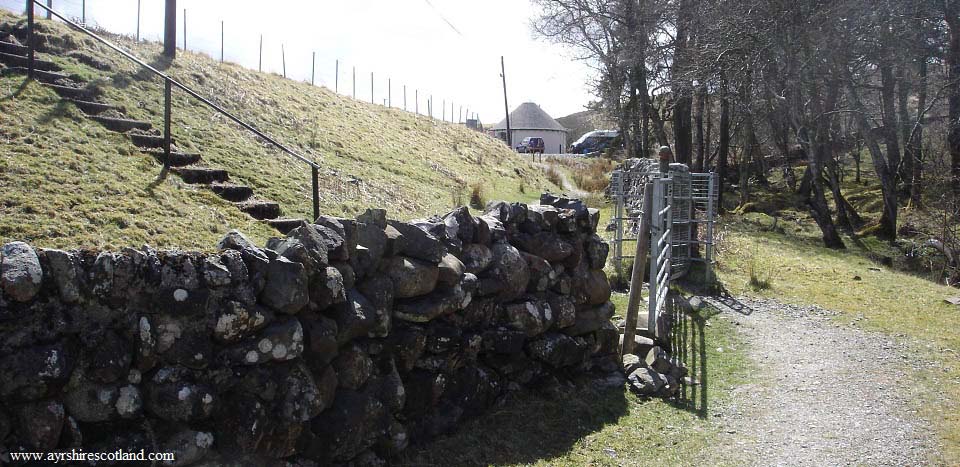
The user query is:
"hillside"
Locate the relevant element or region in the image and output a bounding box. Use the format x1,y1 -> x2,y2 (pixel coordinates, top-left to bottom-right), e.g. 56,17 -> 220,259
0,10 -> 558,250
556,109 -> 616,143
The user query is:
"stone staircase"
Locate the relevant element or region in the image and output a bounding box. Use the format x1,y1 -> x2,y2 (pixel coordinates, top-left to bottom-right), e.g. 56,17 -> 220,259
0,31 -> 305,233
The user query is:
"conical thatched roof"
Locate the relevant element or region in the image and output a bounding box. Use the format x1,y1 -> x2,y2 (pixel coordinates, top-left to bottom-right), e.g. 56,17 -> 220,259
492,102 -> 566,131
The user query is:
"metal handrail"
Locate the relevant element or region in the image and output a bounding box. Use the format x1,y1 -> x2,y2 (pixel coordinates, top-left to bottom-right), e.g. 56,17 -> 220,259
27,0 -> 321,220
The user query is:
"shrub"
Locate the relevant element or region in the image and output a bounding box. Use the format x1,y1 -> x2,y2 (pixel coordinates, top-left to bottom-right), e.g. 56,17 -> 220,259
746,248 -> 773,291
469,182 -> 486,209
451,184 -> 465,208
544,166 -> 563,188
571,158 -> 615,193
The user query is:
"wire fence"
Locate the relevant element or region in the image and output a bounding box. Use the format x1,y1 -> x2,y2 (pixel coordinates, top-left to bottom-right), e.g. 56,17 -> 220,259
0,0 -> 485,126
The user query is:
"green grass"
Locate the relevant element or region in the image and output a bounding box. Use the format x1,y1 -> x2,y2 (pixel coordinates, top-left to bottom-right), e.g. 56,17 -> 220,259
0,74 -> 279,248
400,292 -> 751,466
0,12 -> 558,250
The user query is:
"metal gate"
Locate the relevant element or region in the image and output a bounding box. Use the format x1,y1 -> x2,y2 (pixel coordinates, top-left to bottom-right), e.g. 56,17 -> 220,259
647,176 -> 673,332
610,162 -> 719,334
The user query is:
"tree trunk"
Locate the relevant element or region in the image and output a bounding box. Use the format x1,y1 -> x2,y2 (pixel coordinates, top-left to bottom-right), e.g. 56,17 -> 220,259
740,110 -> 757,207
672,0 -> 693,165
946,9 -> 960,199
695,85 -> 706,172
674,97 -> 692,165
879,65 -> 902,187
640,58 -> 650,158
648,94 -> 671,149
629,67 -> 642,158
808,142 -> 846,248
910,57 -> 927,207
852,138 -> 862,184
897,65 -> 914,193
826,156 -> 856,231
844,68 -> 898,239
718,71 -> 730,212
618,94 -> 632,159
705,91 -> 713,168
807,78 -> 846,249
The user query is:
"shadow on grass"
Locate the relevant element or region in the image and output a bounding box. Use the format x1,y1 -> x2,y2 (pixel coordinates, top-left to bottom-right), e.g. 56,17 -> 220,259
146,165 -> 170,193
0,75 -> 29,101
663,292 -> 711,419
666,272 -> 752,419
397,384 -> 630,466
131,54 -> 172,83
38,97 -> 72,124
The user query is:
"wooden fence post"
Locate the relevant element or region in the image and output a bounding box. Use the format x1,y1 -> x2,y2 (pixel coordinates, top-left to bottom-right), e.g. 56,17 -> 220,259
622,183 -> 653,358
136,0 -> 141,41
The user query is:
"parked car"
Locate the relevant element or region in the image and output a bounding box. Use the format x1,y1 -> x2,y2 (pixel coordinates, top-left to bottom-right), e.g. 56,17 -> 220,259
516,137 -> 545,154
570,130 -> 619,155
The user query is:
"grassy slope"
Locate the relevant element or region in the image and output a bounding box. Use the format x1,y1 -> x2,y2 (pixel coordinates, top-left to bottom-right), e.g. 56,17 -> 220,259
0,75 -> 279,248
0,11 -> 557,250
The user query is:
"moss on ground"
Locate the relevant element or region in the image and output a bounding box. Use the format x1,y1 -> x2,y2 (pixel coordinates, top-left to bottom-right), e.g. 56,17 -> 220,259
0,11 -> 558,250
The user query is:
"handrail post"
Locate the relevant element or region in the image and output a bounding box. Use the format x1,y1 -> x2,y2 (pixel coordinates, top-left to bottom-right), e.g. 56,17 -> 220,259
311,166 -> 320,221
163,79 -> 172,170
26,0 -> 34,80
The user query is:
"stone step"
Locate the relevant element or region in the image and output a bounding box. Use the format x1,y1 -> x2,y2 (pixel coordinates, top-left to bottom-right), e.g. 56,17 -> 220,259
142,149 -> 200,167
238,200 -> 281,220
65,98 -> 121,115
88,115 -> 152,132
266,218 -> 306,234
0,40 -> 28,56
42,82 -> 93,100
0,51 -> 60,71
128,133 -> 169,149
1,66 -> 71,85
210,183 -> 253,202
173,167 -> 229,184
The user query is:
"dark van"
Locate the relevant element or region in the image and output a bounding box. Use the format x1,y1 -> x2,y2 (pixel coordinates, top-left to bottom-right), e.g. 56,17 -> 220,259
570,130 -> 619,155
516,137 -> 545,154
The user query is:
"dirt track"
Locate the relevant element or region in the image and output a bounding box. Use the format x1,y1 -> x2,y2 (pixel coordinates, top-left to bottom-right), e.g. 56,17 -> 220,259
707,296 -> 939,466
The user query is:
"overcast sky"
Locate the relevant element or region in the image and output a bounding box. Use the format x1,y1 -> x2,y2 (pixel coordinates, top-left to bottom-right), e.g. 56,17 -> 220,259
1,0 -> 595,124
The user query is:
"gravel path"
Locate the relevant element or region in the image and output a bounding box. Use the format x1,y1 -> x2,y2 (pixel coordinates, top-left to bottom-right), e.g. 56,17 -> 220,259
707,296 -> 939,466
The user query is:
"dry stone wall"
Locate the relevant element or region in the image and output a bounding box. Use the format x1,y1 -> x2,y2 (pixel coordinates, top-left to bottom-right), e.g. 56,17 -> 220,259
0,195 -> 618,465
